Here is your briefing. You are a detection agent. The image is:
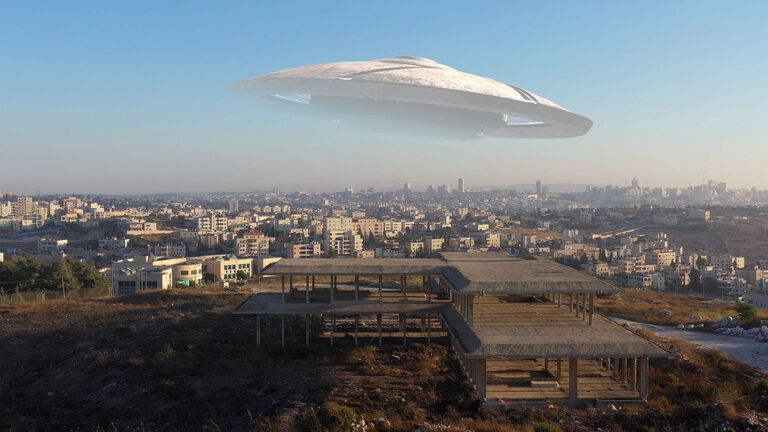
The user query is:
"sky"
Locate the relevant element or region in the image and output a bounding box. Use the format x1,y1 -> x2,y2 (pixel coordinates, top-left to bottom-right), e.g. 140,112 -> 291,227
1,1 -> 767,195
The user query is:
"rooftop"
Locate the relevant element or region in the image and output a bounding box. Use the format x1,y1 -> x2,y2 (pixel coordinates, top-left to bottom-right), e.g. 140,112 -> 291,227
262,253 -> 618,295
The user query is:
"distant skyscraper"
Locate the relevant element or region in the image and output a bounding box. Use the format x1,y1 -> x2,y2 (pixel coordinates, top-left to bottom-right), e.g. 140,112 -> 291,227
535,180 -> 542,196
403,183 -> 411,191
458,178 -> 465,193
631,177 -> 639,188
229,198 -> 239,213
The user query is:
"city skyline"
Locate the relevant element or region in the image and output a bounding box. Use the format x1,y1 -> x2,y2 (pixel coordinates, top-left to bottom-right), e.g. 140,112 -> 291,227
2,1 -> 768,194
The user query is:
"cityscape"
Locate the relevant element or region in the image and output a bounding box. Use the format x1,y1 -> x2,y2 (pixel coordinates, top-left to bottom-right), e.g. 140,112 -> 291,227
4,177 -> 768,302
4,1 -> 768,431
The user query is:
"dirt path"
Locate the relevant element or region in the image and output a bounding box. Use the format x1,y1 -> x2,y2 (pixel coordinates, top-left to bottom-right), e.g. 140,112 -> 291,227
612,317 -> 768,372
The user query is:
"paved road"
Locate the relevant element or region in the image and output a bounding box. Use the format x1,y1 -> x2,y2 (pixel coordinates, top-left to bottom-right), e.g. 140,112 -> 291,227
611,317 -> 768,373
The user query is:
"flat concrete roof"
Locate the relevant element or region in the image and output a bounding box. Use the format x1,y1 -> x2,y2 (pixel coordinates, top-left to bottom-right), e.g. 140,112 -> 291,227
440,253 -> 616,294
261,258 -> 446,276
443,303 -> 669,359
262,252 -> 618,295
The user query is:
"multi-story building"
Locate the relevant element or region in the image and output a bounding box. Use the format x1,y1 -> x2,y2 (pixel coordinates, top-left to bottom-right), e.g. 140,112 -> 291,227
12,196 -> 33,217
287,242 -> 322,258
198,255 -> 253,281
645,249 -> 676,267
323,217 -> 353,233
424,237 -> 445,255
485,232 -> 501,248
99,237 -> 130,250
197,214 -> 229,232
354,218 -> 385,237
324,230 -> 363,256
154,244 -> 186,258
235,231 -> 270,256
406,241 -> 424,256
37,238 -> 68,254
114,266 -> 173,295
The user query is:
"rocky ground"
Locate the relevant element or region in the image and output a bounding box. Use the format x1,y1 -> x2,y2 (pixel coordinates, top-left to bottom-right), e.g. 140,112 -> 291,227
3,289 -> 768,431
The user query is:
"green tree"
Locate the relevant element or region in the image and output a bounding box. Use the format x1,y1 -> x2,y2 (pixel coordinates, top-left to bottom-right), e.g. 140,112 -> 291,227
736,302 -> 758,321
696,256 -> 707,269
51,258 -> 82,298
688,268 -> 702,291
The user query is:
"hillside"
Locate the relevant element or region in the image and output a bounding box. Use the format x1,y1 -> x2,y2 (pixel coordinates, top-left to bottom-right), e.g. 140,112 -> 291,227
3,290 -> 768,431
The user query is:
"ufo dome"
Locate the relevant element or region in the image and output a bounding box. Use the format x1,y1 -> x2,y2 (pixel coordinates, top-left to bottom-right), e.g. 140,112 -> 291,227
229,57 -> 592,139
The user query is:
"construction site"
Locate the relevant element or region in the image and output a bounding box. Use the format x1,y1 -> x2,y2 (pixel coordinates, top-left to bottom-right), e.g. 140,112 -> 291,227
234,252 -> 670,408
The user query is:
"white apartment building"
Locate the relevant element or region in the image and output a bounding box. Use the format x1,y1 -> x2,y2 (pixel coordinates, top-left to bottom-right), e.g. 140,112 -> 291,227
196,214 -> 228,232
689,210 -> 711,221
406,241 -> 425,255
235,232 -> 270,256
645,249 -> 677,266
324,217 -> 353,233
37,238 -> 68,254
154,244 -> 186,258
424,237 -> 445,254
485,232 -> 501,248
114,266 -> 173,295
324,230 -> 362,255
287,242 -> 322,258
12,196 -> 34,217
99,237 -> 130,249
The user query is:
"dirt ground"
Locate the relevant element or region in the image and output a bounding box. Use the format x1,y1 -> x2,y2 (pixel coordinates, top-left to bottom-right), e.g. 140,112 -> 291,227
3,289 -> 768,432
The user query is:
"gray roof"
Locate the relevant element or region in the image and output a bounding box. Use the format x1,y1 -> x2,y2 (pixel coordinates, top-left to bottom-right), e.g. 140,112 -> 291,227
442,304 -> 670,359
261,258 -> 446,276
439,252 -> 617,294
263,253 -> 618,295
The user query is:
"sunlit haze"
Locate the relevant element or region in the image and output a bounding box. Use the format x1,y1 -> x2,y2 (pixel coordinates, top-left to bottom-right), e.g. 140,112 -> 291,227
2,1 -> 768,194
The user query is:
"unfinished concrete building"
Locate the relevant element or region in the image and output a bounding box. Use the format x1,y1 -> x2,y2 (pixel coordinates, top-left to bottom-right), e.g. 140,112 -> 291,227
234,252 -> 669,408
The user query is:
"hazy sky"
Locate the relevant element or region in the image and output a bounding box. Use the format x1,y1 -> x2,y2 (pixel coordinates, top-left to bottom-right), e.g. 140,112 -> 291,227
2,1 -> 768,194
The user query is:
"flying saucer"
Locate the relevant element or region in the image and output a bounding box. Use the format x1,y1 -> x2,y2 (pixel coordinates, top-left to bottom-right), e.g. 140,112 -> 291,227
228,56 -> 592,139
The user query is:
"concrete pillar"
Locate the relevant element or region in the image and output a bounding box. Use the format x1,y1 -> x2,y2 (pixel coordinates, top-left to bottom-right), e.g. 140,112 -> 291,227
544,358 -> 549,372
400,314 -> 406,346
556,358 -> 562,379
427,313 -> 432,344
281,275 -> 285,303
330,314 -> 335,347
427,275 -> 432,303
569,293 -> 573,312
256,315 -> 261,348
355,276 -> 359,302
477,359 -> 487,399
354,315 -> 359,346
330,275 -> 334,304
621,358 -> 628,382
557,293 -> 562,307
289,275 -> 293,295
569,358 -> 578,400
639,357 -> 649,399
306,275 -> 310,304
377,313 -> 383,348
631,358 -> 637,390
378,275 -> 383,303
588,293 -> 594,325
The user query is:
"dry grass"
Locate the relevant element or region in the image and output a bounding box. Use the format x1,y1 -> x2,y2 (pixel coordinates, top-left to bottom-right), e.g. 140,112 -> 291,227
596,289 -> 768,326
4,289 -> 768,431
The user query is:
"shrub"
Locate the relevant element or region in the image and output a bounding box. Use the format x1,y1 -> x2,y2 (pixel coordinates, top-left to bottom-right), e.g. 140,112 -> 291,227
317,401 -> 356,432
534,423 -> 563,432
427,343 -> 448,356
736,302 -> 758,321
